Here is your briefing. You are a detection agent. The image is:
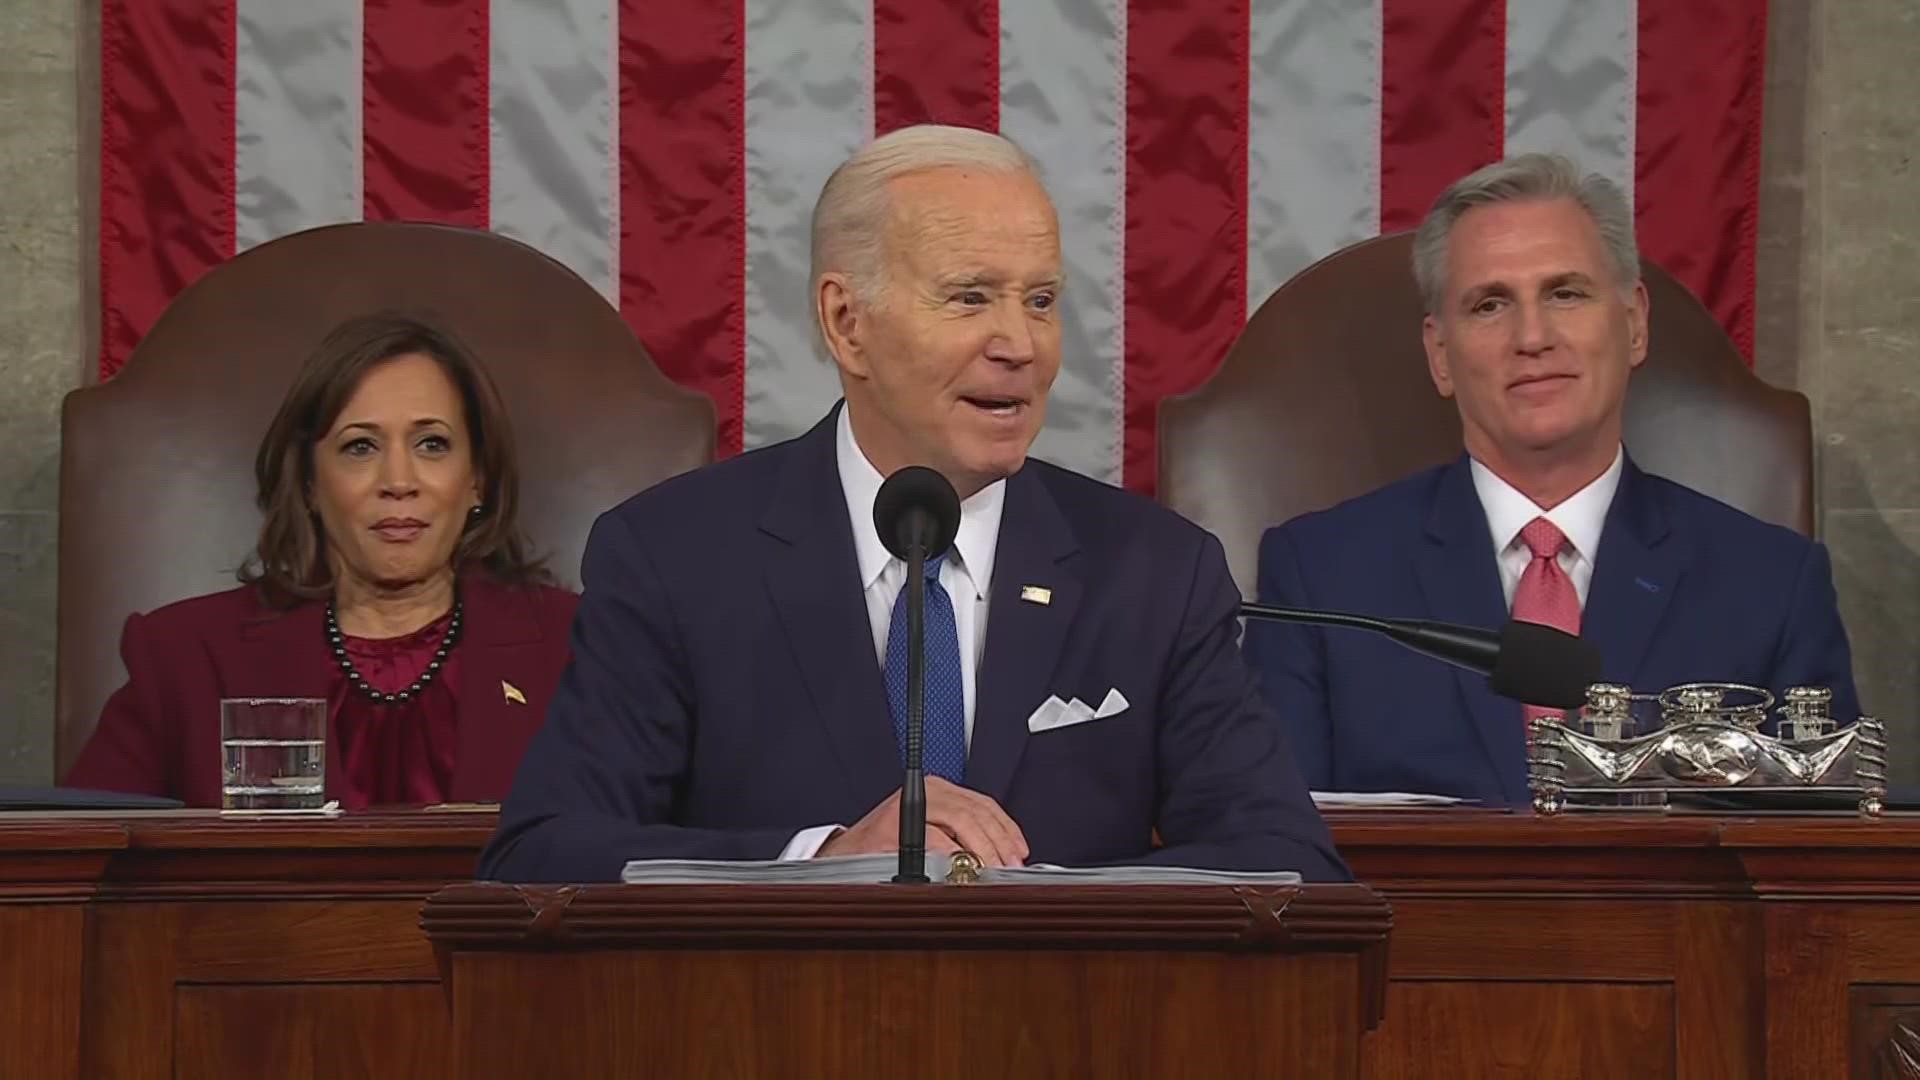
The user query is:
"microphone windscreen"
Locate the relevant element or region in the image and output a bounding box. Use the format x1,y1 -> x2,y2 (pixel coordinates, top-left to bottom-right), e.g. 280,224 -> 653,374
1490,621 -> 1603,709
873,466 -> 962,561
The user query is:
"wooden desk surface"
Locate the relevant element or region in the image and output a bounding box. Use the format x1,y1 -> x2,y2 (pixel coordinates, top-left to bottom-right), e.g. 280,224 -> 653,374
4,808 -> 1917,1078
0,811 -> 493,1080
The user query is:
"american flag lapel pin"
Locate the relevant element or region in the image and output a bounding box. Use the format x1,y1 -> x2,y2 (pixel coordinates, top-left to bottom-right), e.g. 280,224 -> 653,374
1020,585 -> 1052,606
502,680 -> 527,705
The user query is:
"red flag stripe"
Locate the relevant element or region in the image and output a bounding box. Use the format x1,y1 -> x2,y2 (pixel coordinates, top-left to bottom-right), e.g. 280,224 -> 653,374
873,0 -> 999,135
1121,0 -> 1252,494
616,0 -> 748,455
1378,0 -> 1507,232
362,0 -> 490,227
1635,0 -> 1766,360
99,0 -> 237,379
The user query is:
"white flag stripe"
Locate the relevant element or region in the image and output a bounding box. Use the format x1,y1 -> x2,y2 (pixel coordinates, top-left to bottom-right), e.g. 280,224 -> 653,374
740,0 -> 874,451
233,0 -> 362,253
488,0 -> 620,302
999,0 -> 1127,485
1503,0 -> 1637,204
1246,0 -> 1384,314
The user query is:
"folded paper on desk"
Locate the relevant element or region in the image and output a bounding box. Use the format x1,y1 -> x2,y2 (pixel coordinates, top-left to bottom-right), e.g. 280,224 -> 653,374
1311,791 -> 1472,808
0,785 -> 185,811
621,852 -> 1302,886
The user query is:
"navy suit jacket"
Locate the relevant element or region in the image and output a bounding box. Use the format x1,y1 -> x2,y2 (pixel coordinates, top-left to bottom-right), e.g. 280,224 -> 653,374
482,409 -> 1346,882
1245,455 -> 1860,806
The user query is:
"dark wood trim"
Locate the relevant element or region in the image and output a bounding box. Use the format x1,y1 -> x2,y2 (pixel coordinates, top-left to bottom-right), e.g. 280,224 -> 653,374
421,881 -> 1391,952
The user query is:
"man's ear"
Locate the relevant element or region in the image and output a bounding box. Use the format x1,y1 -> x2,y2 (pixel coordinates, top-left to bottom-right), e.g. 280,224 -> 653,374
1625,280 -> 1650,371
817,273 -> 870,379
1423,315 -> 1455,399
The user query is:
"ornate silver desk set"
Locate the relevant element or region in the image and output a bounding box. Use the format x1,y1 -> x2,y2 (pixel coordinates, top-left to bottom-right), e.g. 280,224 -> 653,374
1528,683 -> 1888,816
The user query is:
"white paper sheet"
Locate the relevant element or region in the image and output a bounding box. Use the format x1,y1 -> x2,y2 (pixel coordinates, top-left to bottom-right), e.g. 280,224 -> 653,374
1310,791 -> 1471,808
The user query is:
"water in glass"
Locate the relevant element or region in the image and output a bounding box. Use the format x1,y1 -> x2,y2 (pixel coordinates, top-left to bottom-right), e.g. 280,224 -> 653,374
220,698 -> 326,810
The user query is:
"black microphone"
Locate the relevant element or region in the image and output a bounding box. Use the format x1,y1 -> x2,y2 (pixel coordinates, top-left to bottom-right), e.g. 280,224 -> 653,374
1239,602 -> 1602,709
872,466 -> 962,884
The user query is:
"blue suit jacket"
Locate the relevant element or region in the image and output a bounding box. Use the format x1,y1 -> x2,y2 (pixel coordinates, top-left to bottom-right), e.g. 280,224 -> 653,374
1245,455 -> 1860,806
482,409 -> 1346,882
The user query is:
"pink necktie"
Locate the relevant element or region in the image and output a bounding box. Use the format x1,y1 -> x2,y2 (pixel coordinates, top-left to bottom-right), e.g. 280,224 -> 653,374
1512,517 -> 1581,726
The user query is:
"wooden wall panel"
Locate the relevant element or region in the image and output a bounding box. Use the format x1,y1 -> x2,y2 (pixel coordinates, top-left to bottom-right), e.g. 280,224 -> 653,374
81,904 -> 178,1080
1382,898 -> 1676,979
455,949 -> 1361,1080
0,905 -> 85,1080
174,983 -> 450,1080
1673,900 -> 1764,1080
1360,983 -> 1674,1080
172,899 -> 440,981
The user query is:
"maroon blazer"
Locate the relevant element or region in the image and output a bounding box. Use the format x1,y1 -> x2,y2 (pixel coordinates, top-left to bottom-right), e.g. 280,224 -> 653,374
64,575 -> 579,806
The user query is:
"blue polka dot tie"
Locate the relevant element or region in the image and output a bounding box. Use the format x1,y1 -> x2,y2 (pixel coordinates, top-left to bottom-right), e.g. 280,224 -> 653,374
884,554 -> 967,784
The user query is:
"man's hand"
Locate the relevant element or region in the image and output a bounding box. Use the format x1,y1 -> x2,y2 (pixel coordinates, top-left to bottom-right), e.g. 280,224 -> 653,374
817,777 -> 1029,866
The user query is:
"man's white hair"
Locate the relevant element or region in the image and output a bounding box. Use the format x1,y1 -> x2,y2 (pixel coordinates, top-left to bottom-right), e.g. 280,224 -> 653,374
809,123 -> 1039,321
1411,152 -> 1640,314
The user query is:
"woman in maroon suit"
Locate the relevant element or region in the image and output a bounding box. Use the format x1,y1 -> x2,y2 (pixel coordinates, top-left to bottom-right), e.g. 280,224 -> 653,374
65,313 -> 579,808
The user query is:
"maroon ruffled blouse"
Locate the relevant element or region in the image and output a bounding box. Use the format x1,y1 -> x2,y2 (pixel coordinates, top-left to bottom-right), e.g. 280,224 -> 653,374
328,612 -> 461,809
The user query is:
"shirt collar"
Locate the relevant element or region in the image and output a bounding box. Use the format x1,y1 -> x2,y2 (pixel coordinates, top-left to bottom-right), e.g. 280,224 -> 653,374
836,406 -> 1005,600
1469,445 -> 1625,562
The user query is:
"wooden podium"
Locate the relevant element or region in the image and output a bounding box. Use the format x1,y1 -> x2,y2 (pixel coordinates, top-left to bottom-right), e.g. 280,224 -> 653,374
18,811 -> 1920,1075
421,881 -> 1392,1079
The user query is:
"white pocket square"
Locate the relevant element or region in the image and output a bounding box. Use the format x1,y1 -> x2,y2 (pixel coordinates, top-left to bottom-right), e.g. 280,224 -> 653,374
1027,689 -> 1130,733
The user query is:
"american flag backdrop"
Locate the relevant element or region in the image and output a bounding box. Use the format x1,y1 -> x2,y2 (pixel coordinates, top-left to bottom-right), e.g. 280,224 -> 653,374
99,0 -> 1767,495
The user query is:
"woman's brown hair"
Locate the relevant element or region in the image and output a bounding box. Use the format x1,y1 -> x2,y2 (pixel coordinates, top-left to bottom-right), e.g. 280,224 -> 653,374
241,312 -> 549,606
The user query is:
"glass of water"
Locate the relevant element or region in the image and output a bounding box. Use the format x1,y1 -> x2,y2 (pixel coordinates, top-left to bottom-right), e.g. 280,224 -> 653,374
220,698 -> 327,810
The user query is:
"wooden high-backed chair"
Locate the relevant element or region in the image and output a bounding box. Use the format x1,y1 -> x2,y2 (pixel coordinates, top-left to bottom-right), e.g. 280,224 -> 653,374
57,222 -> 714,775
1159,231 -> 1811,597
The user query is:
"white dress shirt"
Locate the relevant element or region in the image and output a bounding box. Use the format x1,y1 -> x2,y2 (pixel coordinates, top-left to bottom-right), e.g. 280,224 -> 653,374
1470,446 -> 1624,611
779,408 -> 1007,859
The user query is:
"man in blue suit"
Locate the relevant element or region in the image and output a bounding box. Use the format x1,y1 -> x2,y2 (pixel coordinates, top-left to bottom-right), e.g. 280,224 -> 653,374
1245,153 -> 1859,807
482,125 -> 1345,882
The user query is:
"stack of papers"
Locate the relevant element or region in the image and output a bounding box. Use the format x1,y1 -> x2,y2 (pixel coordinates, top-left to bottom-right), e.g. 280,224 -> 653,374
1310,791 -> 1471,808
983,864 -> 1302,885
622,853 -> 907,885
621,852 -> 1301,886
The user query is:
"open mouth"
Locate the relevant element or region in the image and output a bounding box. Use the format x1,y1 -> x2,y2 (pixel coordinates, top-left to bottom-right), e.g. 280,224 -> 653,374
961,395 -> 1026,418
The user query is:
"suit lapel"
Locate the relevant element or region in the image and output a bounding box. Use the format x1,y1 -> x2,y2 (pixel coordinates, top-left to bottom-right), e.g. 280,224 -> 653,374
759,409 -> 901,802
1412,457 -> 1528,803
451,577 -> 551,799
231,599 -> 333,697
967,466 -> 1081,802
228,598 -> 337,798
1582,459 -> 1680,686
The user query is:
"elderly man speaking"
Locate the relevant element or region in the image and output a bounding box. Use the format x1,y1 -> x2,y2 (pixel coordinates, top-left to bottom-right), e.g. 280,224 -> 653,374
482,124 -> 1344,882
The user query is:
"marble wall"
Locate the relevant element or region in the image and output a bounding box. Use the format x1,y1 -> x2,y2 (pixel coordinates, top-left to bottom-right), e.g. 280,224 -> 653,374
0,0 -> 85,781
1,0 -> 1916,781
1757,0 -> 1920,774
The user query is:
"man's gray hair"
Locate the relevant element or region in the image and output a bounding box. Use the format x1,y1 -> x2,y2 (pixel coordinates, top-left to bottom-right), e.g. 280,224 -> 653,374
1411,153 -> 1640,313
809,124 -> 1039,309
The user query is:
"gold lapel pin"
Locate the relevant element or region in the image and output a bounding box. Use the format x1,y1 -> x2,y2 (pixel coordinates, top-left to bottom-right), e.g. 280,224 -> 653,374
502,680 -> 527,705
1020,585 -> 1052,606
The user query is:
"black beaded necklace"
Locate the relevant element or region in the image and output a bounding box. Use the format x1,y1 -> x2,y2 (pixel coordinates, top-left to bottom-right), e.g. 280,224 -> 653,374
325,591 -> 464,705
